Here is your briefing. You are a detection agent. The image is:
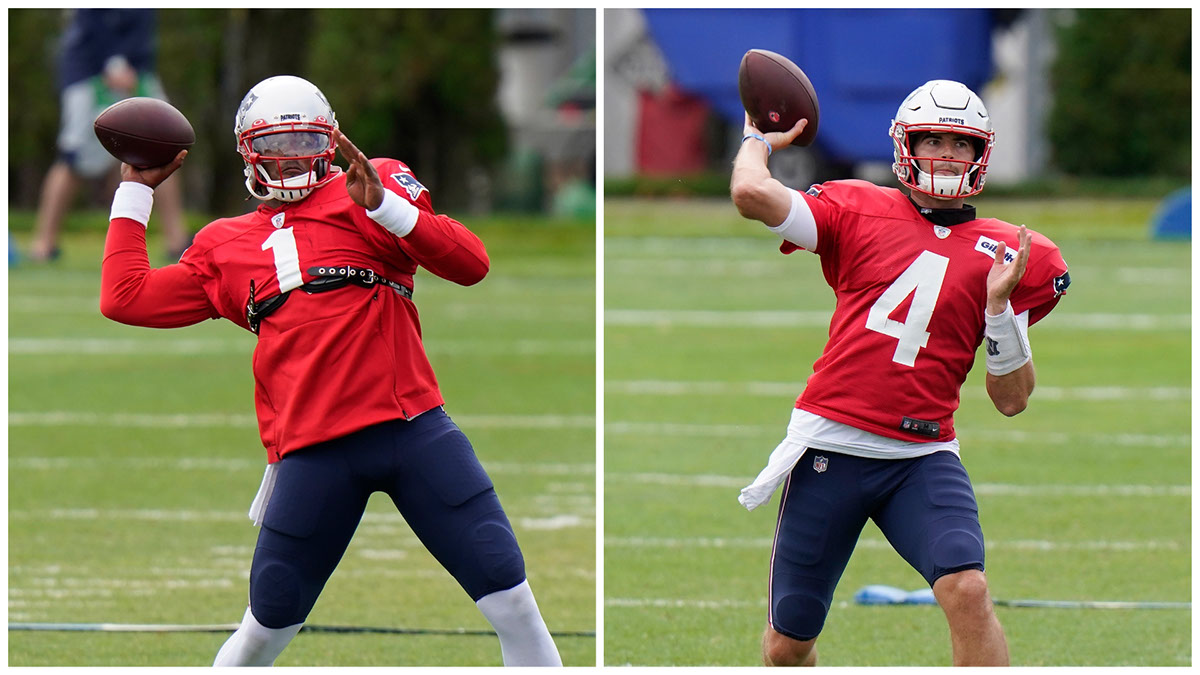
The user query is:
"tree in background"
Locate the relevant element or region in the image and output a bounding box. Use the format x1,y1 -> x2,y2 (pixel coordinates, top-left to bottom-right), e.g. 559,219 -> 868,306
1048,9 -> 1190,178
9,9 -> 506,215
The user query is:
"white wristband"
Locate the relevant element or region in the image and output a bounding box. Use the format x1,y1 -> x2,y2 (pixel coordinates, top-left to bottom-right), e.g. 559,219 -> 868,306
367,189 -> 419,238
110,181 -> 154,227
984,301 -> 1032,376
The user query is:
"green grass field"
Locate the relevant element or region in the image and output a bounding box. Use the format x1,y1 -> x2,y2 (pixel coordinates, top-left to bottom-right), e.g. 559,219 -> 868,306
8,212 -> 596,666
604,196 -> 1190,666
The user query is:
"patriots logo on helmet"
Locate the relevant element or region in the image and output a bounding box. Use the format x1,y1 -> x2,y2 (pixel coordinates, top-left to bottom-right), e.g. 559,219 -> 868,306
391,172 -> 428,201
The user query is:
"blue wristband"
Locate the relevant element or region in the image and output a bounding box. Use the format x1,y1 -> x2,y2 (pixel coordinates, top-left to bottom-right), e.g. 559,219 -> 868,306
742,132 -> 772,157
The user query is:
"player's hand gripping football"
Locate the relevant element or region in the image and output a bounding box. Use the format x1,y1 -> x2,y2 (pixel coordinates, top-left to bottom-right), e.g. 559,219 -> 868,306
336,129 -> 385,211
743,113 -> 807,153
120,150 -> 187,190
985,225 -> 1032,315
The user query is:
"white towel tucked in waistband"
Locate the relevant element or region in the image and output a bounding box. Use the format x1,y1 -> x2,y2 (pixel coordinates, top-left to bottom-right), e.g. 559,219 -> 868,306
738,438 -> 806,511
248,462 -> 279,526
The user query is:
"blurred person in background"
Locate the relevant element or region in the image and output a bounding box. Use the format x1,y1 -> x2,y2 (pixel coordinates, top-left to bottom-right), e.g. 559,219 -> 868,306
99,74 -> 561,667
30,8 -> 190,262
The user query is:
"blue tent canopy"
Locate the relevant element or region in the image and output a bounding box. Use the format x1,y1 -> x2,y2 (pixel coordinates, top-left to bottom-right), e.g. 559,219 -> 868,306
643,9 -> 993,164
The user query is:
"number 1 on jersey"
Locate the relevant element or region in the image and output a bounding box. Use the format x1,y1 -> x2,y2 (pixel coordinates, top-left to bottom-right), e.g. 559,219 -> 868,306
263,227 -> 304,292
865,250 -> 949,367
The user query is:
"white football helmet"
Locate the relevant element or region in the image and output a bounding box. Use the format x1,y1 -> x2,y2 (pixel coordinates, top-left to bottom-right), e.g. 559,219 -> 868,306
234,75 -> 339,202
889,80 -> 994,199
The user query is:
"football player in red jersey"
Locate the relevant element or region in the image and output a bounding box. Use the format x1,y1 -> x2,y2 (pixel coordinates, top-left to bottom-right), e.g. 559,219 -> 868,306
730,80 -> 1070,666
100,75 -> 562,666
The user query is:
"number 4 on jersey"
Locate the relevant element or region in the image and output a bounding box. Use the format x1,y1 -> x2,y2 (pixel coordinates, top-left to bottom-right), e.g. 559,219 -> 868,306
865,250 -> 949,367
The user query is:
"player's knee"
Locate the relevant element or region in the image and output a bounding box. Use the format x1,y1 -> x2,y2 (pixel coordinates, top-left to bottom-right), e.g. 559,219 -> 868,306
465,511 -> 526,596
934,569 -> 991,615
770,592 -> 826,646
249,561 -> 307,629
763,626 -> 817,666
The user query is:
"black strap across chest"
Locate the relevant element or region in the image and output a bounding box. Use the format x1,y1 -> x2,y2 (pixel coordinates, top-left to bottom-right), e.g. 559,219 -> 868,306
245,265 -> 413,334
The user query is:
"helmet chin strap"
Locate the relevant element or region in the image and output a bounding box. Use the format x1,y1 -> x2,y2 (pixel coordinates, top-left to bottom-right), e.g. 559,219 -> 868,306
913,164 -> 978,199
243,164 -> 314,203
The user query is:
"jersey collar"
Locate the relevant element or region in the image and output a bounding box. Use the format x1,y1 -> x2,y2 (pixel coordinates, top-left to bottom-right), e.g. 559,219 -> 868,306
908,196 -> 977,226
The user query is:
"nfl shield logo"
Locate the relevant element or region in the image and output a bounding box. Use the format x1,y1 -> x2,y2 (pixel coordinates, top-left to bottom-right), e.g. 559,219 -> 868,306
813,455 -> 829,473
934,225 -> 951,239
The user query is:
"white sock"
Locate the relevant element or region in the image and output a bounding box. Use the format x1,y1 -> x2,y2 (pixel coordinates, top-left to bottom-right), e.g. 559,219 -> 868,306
475,580 -> 563,666
212,606 -> 303,666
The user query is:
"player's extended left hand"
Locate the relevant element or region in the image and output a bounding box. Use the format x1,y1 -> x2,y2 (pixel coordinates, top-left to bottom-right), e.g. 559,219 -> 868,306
986,224 -> 1032,314
335,129 -> 385,211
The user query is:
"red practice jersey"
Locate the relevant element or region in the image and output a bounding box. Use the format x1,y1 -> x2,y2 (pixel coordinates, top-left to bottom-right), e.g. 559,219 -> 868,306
101,160 -> 489,461
785,179 -> 1069,443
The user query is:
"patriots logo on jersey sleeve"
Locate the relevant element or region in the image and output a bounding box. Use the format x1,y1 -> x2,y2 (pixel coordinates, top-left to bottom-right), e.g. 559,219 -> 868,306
390,171 -> 428,201
1053,271 -> 1071,296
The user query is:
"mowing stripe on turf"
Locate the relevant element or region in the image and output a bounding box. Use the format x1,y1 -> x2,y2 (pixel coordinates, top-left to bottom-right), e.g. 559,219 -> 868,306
604,596 -> 1188,611
8,456 -> 595,475
606,380 -> 1189,401
604,422 -> 1189,447
7,622 -> 596,637
606,472 -> 1189,496
9,411 -> 593,429
604,309 -> 1188,331
605,536 -> 1186,552
9,508 -> 593,530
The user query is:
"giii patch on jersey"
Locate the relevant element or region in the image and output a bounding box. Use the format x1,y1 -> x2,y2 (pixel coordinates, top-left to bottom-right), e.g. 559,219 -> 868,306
391,172 -> 428,201
974,235 -> 1016,264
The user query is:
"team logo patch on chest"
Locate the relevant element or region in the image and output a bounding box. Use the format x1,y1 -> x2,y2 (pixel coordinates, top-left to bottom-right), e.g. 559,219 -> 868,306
974,235 -> 1016,263
391,172 -> 428,201
813,455 -> 829,473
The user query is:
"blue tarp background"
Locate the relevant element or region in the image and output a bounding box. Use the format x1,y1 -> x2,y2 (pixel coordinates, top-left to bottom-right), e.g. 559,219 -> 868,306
643,9 -> 993,163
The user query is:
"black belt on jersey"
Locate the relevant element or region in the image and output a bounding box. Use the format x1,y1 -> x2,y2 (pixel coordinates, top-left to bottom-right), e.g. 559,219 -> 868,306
246,265 -> 413,334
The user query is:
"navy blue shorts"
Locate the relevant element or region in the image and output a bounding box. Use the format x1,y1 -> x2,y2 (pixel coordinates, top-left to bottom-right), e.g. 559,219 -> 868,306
769,450 -> 985,641
248,408 -> 526,628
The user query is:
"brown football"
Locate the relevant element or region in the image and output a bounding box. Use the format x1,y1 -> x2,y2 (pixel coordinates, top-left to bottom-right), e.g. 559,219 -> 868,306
738,49 -> 819,147
93,97 -> 195,168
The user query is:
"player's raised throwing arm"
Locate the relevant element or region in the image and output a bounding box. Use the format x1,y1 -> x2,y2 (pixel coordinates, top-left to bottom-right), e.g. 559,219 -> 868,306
730,114 -> 807,226
101,151 -> 220,328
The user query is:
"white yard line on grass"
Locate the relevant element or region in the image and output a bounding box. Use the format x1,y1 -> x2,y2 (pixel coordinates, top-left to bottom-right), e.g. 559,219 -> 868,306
8,337 -> 592,356
606,380 -> 1189,401
9,411 -> 594,429
605,536 -> 1186,552
605,422 -> 1189,448
605,260 -> 1189,285
10,456 -> 595,475
605,309 -> 1189,331
605,472 -> 1189,497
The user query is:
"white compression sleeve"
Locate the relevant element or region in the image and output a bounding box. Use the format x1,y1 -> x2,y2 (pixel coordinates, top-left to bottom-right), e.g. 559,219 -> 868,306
367,189 -> 419,238
211,606 -> 303,666
984,302 -> 1032,375
475,580 -> 562,666
765,188 -> 817,251
110,181 -> 154,227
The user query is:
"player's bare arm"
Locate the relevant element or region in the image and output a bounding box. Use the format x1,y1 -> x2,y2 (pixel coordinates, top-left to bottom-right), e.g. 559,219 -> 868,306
335,129 -> 385,211
119,149 -> 187,190
730,114 -> 806,226
984,225 -> 1036,416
